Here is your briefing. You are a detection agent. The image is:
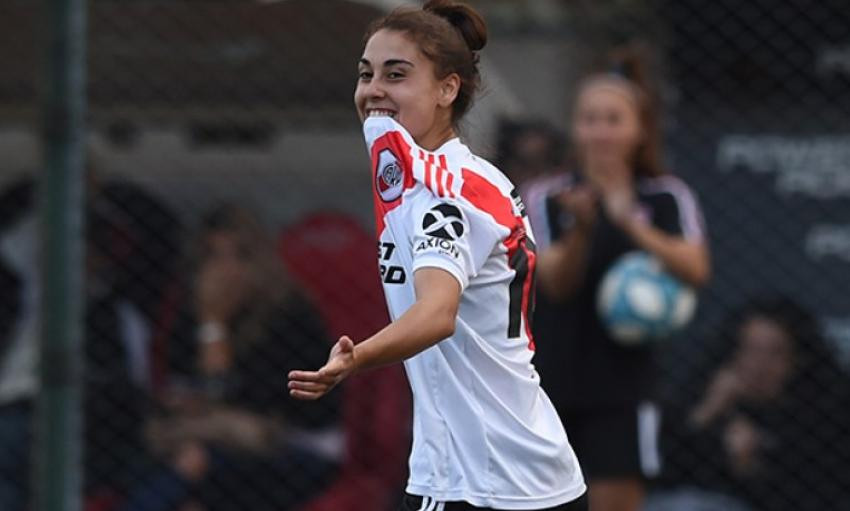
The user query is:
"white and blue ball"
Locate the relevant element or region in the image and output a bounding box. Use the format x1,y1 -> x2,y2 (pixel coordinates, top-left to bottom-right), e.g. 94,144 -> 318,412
597,251 -> 697,345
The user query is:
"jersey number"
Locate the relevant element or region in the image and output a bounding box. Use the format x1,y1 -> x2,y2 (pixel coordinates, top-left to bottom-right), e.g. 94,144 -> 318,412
507,237 -> 536,338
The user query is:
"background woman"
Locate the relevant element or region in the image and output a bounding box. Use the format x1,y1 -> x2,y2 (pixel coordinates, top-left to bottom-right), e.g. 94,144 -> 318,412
121,204 -> 340,511
523,46 -> 711,511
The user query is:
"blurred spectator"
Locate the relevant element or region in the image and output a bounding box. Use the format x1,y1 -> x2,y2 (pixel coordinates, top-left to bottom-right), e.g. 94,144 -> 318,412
279,212 -> 412,511
84,178 -> 180,504
0,178 -> 36,511
649,297 -> 850,511
0,169 -> 181,510
523,44 -> 710,511
495,118 -> 566,186
120,204 -> 340,511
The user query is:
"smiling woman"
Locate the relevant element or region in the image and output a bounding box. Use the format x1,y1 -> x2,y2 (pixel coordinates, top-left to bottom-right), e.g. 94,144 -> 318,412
288,1 -> 588,510
354,0 -> 485,150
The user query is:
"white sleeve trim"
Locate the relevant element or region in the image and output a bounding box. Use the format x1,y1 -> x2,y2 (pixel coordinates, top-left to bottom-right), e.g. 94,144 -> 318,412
640,175 -> 706,242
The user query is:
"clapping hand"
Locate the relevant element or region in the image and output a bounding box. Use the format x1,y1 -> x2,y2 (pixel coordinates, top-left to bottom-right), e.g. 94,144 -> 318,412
556,184 -> 598,232
585,155 -> 637,228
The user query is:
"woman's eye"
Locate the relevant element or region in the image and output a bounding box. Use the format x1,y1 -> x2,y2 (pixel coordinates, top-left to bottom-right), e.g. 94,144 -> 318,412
358,71 -> 372,80
387,72 -> 404,79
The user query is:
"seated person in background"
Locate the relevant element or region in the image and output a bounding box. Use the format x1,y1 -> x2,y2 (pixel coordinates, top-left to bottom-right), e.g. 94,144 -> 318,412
120,204 -> 341,511
0,171 -> 180,511
279,212 -> 412,511
650,296 -> 850,511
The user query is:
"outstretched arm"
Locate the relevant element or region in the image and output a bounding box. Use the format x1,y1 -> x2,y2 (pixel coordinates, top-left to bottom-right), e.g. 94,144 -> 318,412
288,267 -> 461,400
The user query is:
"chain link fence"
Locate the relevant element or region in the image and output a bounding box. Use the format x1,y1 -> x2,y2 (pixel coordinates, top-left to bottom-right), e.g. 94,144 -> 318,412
0,0 -> 848,510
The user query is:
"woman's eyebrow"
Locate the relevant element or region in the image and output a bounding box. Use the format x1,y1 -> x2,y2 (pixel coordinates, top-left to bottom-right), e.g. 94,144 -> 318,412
384,59 -> 414,67
359,58 -> 414,68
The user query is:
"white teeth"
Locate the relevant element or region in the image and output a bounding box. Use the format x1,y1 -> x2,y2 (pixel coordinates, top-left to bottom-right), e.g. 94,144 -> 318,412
367,109 -> 396,119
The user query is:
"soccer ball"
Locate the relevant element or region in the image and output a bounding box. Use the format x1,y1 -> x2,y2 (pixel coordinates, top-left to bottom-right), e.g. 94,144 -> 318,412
597,251 -> 697,345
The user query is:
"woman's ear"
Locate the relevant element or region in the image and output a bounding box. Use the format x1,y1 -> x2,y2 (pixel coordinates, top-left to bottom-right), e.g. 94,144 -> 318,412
438,73 -> 461,108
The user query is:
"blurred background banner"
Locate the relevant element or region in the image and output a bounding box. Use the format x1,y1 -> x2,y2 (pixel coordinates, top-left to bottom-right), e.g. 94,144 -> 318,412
0,0 -> 848,510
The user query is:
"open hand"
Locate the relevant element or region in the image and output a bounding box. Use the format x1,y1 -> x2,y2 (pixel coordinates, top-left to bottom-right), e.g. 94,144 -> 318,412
288,336 -> 357,400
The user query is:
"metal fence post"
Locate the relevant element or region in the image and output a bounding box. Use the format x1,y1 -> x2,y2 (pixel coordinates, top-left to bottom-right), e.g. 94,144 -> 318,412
36,0 -> 87,509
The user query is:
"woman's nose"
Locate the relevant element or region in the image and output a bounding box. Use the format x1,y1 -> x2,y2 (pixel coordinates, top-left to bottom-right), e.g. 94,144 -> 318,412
365,79 -> 386,99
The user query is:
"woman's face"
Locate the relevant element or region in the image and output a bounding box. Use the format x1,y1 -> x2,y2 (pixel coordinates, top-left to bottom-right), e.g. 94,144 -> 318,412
204,231 -> 254,288
207,231 -> 248,265
733,316 -> 795,401
572,83 -> 643,168
355,29 -> 458,150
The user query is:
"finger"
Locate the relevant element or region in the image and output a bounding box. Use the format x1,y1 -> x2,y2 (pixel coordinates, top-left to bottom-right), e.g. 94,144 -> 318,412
288,370 -> 325,382
338,335 -> 355,353
291,368 -> 339,389
318,366 -> 345,380
288,380 -> 329,393
289,389 -> 324,400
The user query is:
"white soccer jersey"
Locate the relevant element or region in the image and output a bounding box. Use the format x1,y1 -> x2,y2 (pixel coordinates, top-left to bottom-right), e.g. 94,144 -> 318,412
365,117 -> 585,510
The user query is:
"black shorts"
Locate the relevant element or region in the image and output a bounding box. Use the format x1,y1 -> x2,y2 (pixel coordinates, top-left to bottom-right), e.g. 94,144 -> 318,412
399,492 -> 588,511
559,402 -> 661,481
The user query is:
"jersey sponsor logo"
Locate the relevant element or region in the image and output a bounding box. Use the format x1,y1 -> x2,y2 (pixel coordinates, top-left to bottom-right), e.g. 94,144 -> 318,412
376,149 -> 404,202
377,241 -> 406,284
414,236 -> 461,259
422,203 -> 465,240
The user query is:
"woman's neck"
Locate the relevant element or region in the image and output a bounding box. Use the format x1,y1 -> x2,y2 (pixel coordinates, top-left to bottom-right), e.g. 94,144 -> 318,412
418,124 -> 457,152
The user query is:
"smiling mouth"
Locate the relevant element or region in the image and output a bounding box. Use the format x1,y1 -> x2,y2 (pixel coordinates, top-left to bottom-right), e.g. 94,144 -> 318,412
366,109 -> 397,119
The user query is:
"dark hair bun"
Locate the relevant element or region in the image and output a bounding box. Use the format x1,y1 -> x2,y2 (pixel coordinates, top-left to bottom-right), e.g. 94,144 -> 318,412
607,41 -> 654,92
424,0 -> 487,52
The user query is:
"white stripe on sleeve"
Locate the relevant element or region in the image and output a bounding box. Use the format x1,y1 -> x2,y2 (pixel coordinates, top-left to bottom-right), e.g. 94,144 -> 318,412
640,175 -> 706,241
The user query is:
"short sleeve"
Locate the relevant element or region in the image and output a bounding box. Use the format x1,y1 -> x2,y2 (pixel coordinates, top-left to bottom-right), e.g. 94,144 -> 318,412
520,173 -> 576,250
410,198 -> 504,291
643,177 -> 706,242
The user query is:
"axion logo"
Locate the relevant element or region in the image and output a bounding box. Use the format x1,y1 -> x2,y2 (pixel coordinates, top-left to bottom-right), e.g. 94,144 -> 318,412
376,149 -> 404,202
422,203 -> 465,240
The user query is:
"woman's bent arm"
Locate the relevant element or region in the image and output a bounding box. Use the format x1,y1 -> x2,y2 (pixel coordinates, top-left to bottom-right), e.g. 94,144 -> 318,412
288,267 -> 461,400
